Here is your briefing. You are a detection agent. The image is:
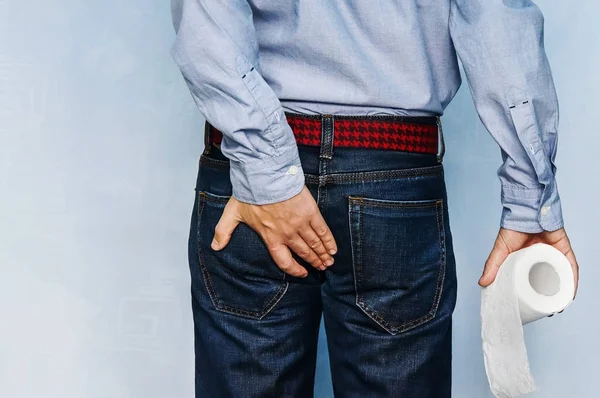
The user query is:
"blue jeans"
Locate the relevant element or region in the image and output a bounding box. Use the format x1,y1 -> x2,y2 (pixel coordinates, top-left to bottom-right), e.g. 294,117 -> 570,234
188,132 -> 458,397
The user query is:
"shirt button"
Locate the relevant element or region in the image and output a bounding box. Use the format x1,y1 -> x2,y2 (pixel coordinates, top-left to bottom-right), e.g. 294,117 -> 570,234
287,165 -> 298,175
541,206 -> 550,216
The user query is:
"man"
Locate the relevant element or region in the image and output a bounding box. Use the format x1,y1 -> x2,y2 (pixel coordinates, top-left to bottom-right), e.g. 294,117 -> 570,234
170,1 -> 579,397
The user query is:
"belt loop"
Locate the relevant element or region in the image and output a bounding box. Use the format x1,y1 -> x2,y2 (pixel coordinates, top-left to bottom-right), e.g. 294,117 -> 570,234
436,116 -> 445,163
202,120 -> 212,155
320,114 -> 334,160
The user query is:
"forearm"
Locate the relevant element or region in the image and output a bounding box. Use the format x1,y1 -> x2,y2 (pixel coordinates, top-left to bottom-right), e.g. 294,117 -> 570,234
170,0 -> 303,204
449,0 -> 563,232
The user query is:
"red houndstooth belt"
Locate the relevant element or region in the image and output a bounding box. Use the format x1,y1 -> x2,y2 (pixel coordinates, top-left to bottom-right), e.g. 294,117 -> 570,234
206,113 -> 440,154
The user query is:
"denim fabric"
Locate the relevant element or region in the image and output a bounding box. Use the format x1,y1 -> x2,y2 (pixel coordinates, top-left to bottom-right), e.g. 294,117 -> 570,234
171,0 -> 563,233
188,118 -> 458,397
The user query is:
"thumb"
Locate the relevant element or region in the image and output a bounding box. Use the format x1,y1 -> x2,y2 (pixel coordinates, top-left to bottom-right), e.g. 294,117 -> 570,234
211,202 -> 241,251
479,241 -> 509,287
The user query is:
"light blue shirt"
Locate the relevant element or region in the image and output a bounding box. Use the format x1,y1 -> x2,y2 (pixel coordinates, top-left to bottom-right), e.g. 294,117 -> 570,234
170,0 -> 563,234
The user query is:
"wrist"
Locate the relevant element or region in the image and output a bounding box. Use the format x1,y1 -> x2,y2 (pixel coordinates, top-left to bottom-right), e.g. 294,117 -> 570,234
229,146 -> 305,205
500,183 -> 564,233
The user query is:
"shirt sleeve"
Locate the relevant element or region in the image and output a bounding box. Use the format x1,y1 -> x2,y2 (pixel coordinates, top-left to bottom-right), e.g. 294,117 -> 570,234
449,0 -> 564,233
169,0 -> 304,205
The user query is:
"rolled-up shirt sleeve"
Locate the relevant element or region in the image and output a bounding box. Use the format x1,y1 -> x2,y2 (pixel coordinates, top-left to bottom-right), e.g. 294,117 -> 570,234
170,0 -> 304,204
449,0 -> 564,233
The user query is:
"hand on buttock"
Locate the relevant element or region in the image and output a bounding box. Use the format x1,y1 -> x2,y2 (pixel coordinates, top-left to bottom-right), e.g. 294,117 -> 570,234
210,186 -> 338,278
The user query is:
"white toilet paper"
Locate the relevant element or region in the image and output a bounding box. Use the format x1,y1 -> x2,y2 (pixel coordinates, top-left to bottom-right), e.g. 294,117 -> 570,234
481,243 -> 575,398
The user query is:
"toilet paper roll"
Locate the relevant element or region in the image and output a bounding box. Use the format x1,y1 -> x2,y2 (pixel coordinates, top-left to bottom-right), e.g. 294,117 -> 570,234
481,243 -> 575,398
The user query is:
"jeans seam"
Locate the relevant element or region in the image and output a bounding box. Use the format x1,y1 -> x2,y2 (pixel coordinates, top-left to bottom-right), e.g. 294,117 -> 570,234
199,191 -> 229,204
431,200 -> 447,321
304,164 -> 443,186
349,201 -> 362,321
348,196 -> 441,209
200,154 -> 230,171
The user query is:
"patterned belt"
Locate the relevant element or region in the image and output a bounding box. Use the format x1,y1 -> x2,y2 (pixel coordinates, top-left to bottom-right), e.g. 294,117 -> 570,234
206,113 -> 440,154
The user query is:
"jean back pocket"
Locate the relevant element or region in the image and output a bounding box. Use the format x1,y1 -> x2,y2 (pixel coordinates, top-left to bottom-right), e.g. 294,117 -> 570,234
196,191 -> 289,319
349,196 -> 446,335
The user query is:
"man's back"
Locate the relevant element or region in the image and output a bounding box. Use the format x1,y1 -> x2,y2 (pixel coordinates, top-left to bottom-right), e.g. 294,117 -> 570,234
248,0 -> 460,116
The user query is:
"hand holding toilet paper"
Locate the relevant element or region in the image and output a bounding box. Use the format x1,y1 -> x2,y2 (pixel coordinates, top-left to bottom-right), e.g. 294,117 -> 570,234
481,243 -> 575,398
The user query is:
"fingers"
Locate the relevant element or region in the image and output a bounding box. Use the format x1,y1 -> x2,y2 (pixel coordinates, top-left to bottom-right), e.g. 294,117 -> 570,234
211,201 -> 241,251
298,227 -> 334,268
287,236 -> 328,270
267,244 -> 309,278
547,229 -> 578,299
220,189 -> 336,277
310,215 -> 337,256
479,239 -> 510,287
564,248 -> 579,299
481,227 -> 580,302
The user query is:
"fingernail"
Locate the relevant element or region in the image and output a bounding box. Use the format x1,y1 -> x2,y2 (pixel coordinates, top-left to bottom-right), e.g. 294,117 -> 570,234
211,239 -> 218,249
325,259 -> 334,266
329,249 -> 337,255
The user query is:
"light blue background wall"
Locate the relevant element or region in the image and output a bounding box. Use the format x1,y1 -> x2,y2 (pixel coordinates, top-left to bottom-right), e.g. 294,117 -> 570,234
0,1 -> 597,397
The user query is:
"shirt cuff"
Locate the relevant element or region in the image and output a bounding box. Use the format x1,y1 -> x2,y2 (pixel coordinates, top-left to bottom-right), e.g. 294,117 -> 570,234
228,145 -> 305,205
500,181 -> 564,233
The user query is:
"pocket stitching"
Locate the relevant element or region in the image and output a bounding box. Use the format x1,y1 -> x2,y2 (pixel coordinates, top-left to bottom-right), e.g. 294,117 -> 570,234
349,196 -> 442,209
305,165 -> 444,186
350,198 -> 447,335
196,191 -> 289,320
199,154 -> 229,171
